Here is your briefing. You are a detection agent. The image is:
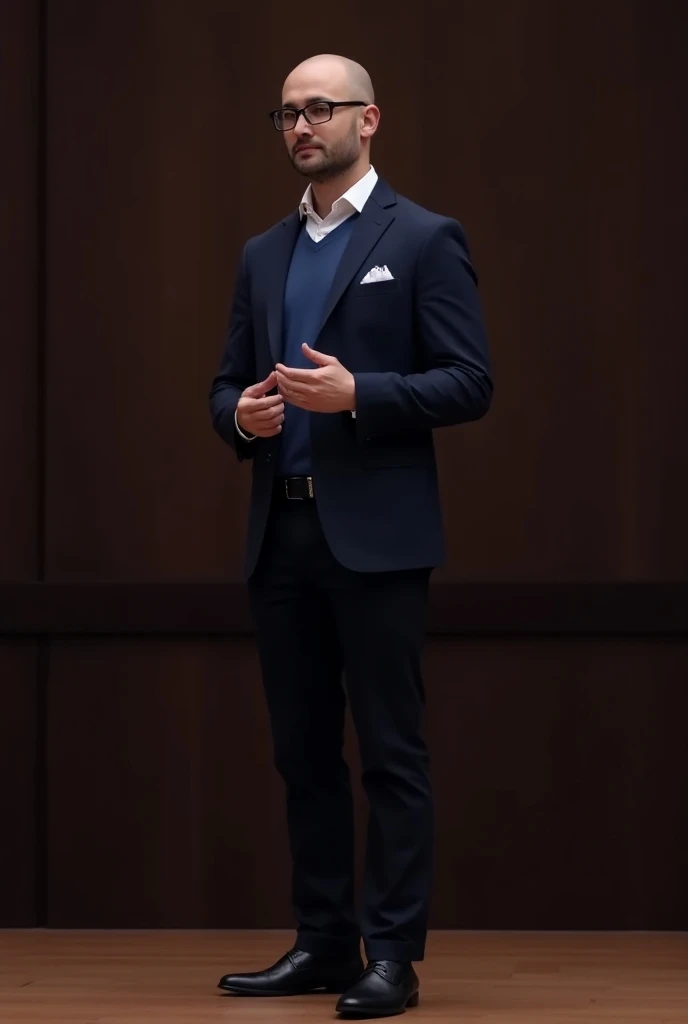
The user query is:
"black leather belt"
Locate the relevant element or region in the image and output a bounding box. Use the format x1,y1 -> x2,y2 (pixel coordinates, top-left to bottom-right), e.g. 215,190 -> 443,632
279,476 -> 315,500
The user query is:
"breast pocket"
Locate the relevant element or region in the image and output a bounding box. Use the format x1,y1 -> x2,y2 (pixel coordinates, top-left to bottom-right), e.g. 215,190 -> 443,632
350,279 -> 403,298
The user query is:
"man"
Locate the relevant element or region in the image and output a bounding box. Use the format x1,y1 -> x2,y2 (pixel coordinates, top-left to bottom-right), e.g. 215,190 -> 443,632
209,53 -> 492,1018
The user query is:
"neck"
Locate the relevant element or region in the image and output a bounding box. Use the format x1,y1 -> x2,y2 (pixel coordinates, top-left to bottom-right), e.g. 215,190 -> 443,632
309,159 -> 371,218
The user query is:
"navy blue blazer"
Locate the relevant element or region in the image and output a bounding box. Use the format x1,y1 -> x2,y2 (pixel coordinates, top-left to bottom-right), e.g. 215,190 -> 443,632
210,176 -> 492,578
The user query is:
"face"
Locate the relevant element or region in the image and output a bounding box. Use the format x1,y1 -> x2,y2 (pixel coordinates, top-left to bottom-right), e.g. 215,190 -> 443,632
279,63 -> 373,182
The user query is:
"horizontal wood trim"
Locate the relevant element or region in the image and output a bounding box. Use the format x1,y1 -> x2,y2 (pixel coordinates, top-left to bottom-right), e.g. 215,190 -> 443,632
0,582 -> 686,636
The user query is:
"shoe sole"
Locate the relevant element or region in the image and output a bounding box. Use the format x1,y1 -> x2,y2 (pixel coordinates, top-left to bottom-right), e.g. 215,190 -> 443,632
218,981 -> 359,997
336,991 -> 420,1017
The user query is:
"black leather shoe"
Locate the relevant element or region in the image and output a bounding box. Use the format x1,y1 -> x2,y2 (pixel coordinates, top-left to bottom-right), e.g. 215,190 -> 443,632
336,960 -> 419,1017
218,947 -> 364,996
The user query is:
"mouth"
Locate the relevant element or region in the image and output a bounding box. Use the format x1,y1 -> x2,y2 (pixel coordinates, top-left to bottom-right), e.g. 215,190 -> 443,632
294,146 -> 319,155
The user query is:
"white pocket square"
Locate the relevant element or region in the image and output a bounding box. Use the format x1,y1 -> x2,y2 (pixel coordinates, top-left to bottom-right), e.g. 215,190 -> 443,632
360,265 -> 395,284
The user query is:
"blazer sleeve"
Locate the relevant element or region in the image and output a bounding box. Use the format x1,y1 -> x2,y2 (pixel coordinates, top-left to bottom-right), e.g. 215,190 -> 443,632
352,219 -> 493,439
209,242 -> 260,461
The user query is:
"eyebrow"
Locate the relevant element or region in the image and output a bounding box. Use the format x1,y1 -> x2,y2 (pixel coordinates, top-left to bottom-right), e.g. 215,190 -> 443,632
282,96 -> 333,109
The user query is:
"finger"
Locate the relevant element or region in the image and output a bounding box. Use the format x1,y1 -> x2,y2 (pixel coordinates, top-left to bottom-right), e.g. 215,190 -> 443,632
250,394 -> 283,410
241,399 -> 282,419
275,363 -> 320,381
240,394 -> 283,413
302,343 -> 336,365
277,367 -> 321,385
248,415 -> 283,434
281,390 -> 312,409
277,374 -> 319,397
251,405 -> 284,422
279,385 -> 310,403
243,371 -> 277,398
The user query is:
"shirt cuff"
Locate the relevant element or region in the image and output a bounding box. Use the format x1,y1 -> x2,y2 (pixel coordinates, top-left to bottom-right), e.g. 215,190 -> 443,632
235,408 -> 257,441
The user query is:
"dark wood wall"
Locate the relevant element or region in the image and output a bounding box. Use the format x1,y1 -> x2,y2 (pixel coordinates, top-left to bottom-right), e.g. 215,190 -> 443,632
1,0 -> 40,927
1,0 -> 687,928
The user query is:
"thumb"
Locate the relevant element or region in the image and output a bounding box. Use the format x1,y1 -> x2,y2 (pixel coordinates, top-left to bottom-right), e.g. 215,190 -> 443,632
302,343 -> 336,365
244,370 -> 277,398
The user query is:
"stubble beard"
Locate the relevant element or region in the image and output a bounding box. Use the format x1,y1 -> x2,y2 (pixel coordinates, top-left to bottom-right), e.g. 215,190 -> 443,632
290,125 -> 361,183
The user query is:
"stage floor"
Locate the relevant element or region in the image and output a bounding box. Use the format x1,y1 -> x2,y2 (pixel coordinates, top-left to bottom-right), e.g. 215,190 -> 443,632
0,929 -> 686,1022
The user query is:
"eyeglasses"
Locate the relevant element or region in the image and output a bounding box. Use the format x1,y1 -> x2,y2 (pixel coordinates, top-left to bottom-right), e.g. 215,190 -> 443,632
268,100 -> 367,132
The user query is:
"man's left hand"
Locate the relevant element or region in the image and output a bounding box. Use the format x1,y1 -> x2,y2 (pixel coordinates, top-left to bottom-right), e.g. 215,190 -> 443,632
275,344 -> 356,413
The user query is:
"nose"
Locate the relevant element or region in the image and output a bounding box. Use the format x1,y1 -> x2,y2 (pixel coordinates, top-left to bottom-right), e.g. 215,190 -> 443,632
293,111 -> 313,135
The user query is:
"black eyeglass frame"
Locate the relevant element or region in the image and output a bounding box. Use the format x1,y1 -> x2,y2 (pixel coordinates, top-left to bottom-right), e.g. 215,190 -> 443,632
268,100 -> 367,131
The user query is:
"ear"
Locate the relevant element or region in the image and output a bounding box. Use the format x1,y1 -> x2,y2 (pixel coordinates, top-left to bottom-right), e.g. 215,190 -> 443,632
361,104 -> 380,138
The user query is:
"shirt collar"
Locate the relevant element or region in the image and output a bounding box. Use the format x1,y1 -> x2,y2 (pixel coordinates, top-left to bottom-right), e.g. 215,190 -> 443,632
299,165 -> 378,220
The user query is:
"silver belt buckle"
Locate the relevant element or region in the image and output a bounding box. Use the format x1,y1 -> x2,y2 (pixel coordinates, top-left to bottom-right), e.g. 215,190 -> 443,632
284,476 -> 314,499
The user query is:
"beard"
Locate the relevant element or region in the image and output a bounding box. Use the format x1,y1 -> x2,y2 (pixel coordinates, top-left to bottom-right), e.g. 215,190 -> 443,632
289,123 -> 360,182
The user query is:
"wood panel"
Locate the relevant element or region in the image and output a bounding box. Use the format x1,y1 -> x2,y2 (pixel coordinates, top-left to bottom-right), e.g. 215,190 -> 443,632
634,0 -> 688,576
44,0 -> 251,580
0,0 -> 38,580
426,0 -> 688,581
46,638 -> 284,926
427,0 -> 634,581
426,638 -> 688,928
46,637 -> 688,927
0,644 -> 38,926
45,0 -> 688,582
0,0 -> 40,931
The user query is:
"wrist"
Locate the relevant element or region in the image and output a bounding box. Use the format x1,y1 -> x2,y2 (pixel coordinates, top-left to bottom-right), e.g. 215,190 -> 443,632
235,408 -> 256,441
347,373 -> 356,412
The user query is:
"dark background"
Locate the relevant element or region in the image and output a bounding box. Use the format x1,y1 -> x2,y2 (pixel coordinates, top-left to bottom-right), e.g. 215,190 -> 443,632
1,0 -> 687,929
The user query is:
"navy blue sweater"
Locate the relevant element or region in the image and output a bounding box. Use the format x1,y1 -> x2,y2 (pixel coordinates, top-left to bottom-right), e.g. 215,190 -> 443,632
277,216 -> 357,476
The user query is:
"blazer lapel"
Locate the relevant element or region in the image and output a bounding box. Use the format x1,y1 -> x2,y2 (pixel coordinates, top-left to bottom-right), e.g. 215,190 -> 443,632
315,179 -> 397,342
266,210 -> 301,366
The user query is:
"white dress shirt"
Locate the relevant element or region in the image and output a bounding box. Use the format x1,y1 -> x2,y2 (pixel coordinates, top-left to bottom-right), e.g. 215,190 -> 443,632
300,164 -> 378,241
236,166 -> 378,441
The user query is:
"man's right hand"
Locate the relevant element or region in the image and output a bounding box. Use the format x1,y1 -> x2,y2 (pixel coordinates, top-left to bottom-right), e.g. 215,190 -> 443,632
236,372 -> 284,438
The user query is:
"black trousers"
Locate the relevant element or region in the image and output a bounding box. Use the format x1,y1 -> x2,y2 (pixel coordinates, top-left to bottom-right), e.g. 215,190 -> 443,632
247,486 -> 433,963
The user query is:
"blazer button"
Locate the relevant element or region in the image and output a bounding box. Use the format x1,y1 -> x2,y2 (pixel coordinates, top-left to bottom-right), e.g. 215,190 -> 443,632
266,454 -> 272,462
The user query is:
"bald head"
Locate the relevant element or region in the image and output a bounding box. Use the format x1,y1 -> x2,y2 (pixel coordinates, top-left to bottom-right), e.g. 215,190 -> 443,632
283,54 -> 375,105
279,54 -> 380,187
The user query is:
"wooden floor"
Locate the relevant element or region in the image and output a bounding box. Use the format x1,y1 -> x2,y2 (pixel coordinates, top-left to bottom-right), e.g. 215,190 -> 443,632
0,929 -> 687,1023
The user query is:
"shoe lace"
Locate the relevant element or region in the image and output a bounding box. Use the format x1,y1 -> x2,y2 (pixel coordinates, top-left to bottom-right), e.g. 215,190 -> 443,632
363,960 -> 390,980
